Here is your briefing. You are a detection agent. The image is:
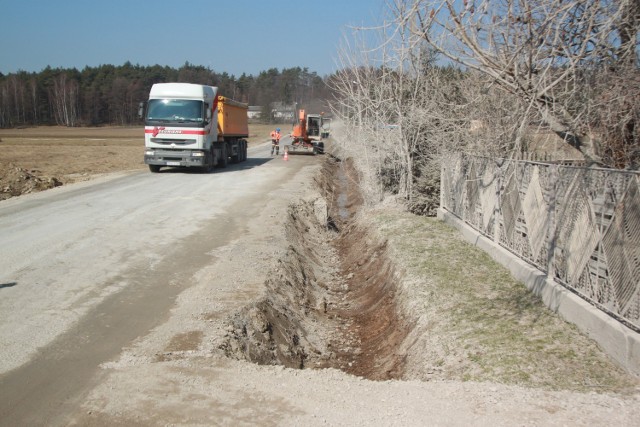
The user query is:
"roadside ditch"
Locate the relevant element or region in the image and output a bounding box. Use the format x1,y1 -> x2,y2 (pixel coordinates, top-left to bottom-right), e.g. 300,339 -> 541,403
218,153 -> 639,392
219,154 -> 410,380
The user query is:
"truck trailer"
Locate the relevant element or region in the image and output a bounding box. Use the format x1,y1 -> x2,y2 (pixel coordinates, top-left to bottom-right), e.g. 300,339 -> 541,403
142,83 -> 248,173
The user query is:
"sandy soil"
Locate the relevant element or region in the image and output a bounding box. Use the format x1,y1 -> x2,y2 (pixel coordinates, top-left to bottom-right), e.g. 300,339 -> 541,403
0,126 -> 638,426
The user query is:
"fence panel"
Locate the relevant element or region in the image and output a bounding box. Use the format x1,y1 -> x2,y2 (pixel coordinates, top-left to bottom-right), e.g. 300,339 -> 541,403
441,154 -> 640,331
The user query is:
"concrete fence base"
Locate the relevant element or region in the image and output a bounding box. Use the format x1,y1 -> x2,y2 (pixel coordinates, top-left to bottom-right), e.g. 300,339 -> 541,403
438,207 -> 640,377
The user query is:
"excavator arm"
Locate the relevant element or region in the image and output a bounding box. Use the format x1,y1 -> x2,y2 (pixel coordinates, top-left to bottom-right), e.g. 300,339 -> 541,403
290,109 -> 310,143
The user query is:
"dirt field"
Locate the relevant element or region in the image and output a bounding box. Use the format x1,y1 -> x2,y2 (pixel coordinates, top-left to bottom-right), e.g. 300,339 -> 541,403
0,125 -> 276,200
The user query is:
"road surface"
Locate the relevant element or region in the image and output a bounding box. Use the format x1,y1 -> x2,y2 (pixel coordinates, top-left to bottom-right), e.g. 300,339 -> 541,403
0,139 -> 318,425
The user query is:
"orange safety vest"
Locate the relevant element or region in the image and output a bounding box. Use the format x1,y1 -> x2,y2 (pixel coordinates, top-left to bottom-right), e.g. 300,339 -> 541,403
271,130 -> 281,141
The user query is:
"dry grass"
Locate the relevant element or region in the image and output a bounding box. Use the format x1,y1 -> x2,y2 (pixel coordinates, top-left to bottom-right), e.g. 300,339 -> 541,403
0,127 -> 146,183
0,124 -> 287,185
247,123 -> 295,144
368,208 -> 639,393
0,124 -> 288,145
0,125 -> 142,140
247,123 -> 275,144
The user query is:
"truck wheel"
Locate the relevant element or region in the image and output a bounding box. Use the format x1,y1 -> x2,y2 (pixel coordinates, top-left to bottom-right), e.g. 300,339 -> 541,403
203,150 -> 214,173
149,165 -> 161,173
242,141 -> 248,161
220,145 -> 228,168
317,141 -> 325,154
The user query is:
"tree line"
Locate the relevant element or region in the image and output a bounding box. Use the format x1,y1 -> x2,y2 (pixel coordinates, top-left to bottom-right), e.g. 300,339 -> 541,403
0,62 -> 331,128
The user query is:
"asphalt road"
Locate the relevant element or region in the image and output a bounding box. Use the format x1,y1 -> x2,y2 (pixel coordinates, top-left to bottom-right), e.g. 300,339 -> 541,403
0,139 -> 313,425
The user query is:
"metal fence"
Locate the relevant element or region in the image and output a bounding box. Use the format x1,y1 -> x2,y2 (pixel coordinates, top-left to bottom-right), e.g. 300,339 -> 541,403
441,154 -> 640,332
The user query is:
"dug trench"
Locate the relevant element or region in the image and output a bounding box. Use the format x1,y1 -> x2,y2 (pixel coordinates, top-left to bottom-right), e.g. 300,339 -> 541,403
220,155 -> 412,380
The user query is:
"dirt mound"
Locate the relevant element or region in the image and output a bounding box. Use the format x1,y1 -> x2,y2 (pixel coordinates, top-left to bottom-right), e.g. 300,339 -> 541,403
0,165 -> 62,200
219,197 -> 339,369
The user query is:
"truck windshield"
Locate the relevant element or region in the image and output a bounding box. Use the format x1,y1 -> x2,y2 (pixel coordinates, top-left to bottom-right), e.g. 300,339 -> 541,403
146,99 -> 204,124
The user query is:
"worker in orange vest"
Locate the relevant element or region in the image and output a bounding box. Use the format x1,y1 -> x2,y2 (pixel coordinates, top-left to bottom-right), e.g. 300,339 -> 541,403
270,128 -> 281,156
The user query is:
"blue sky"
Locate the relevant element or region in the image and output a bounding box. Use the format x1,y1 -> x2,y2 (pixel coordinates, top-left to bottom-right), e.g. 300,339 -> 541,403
0,0 -> 385,77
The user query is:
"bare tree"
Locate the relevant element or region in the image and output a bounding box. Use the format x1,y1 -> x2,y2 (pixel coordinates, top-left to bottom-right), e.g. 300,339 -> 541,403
393,0 -> 640,168
329,29 -> 393,204
330,20 -> 466,211
110,77 -> 129,125
29,78 -> 39,125
330,19 -> 496,212
8,75 -> 26,125
0,83 -> 10,128
50,73 -> 79,127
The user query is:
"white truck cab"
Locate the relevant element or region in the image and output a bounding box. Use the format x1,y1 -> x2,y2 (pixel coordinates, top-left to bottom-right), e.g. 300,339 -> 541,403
142,83 -> 247,173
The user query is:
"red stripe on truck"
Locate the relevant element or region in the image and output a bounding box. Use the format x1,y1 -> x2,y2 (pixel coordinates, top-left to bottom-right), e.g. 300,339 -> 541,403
145,127 -> 206,136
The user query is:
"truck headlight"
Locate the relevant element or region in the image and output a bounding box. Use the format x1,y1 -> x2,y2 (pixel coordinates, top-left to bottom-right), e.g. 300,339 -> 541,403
145,150 -> 155,155
191,152 -> 205,157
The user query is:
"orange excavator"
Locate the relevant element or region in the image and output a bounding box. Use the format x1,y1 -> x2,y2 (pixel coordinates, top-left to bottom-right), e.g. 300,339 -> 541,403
286,109 -> 329,155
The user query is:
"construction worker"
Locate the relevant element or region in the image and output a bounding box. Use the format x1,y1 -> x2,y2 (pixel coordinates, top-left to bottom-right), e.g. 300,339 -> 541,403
270,127 -> 281,155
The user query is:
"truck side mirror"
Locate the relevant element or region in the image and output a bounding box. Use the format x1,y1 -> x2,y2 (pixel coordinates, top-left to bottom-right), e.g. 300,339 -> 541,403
138,102 -> 145,119
204,102 -> 211,123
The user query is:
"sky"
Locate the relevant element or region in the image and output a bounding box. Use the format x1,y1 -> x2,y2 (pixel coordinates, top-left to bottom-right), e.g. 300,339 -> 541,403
0,0 -> 386,78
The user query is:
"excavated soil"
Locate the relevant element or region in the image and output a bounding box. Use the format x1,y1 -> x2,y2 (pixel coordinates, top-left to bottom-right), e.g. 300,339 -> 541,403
0,164 -> 63,200
220,155 -> 411,380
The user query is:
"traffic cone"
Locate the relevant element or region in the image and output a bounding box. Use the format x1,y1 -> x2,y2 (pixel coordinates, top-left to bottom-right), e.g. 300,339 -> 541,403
283,150 -> 289,161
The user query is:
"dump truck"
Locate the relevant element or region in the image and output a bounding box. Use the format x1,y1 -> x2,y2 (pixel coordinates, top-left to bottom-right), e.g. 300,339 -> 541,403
142,83 -> 248,173
286,109 -> 330,155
